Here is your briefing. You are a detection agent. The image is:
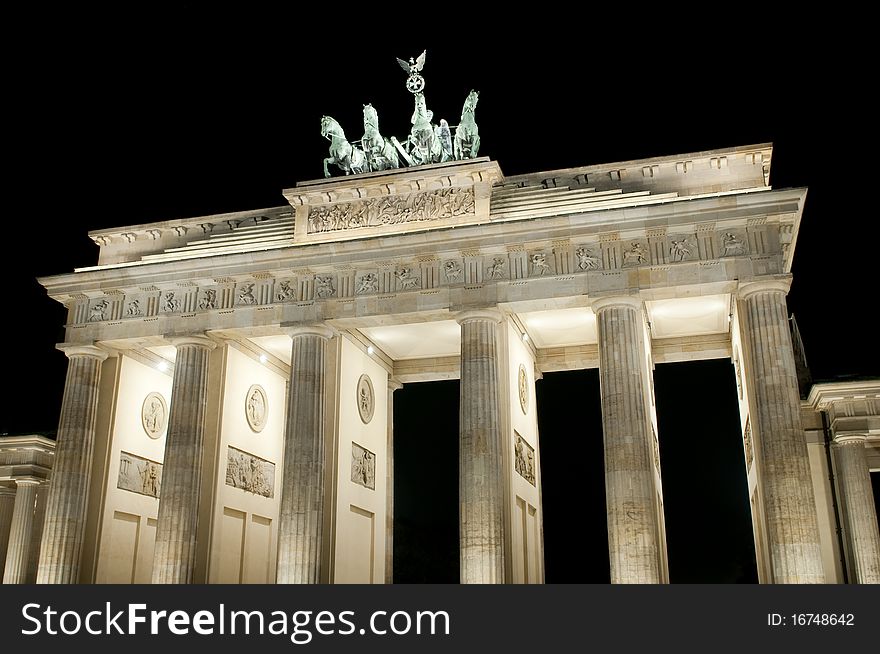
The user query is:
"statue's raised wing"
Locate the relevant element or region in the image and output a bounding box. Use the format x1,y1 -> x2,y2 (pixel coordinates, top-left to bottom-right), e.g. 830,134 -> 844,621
396,57 -> 411,74
414,50 -> 426,72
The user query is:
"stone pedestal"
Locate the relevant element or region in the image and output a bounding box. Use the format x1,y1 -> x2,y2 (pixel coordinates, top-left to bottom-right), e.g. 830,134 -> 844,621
457,310 -> 505,584
151,336 -> 216,584
3,479 -> 39,584
385,380 -> 403,584
593,296 -> 664,584
739,280 -> 825,583
37,345 -> 108,584
833,435 -> 880,584
276,326 -> 334,584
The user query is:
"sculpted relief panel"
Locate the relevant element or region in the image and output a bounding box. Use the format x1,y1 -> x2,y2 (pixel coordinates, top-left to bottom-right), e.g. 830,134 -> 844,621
307,187 -> 475,234
118,452 -> 163,498
351,442 -> 376,490
141,392 -> 167,439
245,385 -> 268,433
518,364 -> 529,415
514,435 -> 536,486
225,446 -> 275,498
357,374 -> 375,424
743,417 -> 754,472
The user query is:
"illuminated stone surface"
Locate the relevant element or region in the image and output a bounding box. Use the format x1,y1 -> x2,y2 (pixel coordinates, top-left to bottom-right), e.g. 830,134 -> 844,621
25,145 -> 878,585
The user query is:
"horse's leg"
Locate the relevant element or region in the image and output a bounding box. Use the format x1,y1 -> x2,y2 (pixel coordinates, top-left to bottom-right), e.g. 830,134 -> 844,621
471,134 -> 480,158
323,157 -> 332,178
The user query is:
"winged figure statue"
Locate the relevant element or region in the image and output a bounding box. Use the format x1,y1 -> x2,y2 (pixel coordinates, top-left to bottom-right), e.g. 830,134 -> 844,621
397,50 -> 427,94
396,50 -> 426,75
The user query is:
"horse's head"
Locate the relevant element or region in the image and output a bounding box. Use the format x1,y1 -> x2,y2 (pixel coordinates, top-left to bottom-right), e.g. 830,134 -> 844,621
463,90 -> 479,114
363,103 -> 379,129
411,93 -> 433,125
321,115 -> 343,140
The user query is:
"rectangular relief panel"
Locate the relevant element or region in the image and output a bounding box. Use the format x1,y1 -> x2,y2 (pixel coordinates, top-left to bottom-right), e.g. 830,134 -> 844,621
218,507 -> 246,584
350,442 -> 376,490
514,433 -> 536,486
225,446 -> 275,498
117,451 -> 163,498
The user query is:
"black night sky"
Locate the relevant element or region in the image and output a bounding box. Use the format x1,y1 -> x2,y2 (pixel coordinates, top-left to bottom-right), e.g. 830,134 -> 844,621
2,8 -> 877,583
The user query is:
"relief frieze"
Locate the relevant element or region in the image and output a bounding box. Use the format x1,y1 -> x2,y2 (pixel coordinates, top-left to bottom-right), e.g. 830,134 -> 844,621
307,186 -> 475,234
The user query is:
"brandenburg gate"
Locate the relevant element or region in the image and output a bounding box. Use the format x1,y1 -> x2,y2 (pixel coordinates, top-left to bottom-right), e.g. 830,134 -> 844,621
4,54 -> 878,584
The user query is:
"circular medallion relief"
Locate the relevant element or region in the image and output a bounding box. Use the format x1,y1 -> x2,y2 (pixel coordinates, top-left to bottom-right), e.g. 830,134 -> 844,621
357,374 -> 375,424
518,364 -> 529,415
141,392 -> 168,439
245,384 -> 268,433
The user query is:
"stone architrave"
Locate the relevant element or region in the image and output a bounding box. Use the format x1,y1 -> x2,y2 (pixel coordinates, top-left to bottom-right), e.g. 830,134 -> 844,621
593,296 -> 665,584
738,279 -> 825,583
833,435 -> 880,584
276,325 -> 334,584
151,335 -> 217,584
457,309 -> 505,584
37,345 -> 108,584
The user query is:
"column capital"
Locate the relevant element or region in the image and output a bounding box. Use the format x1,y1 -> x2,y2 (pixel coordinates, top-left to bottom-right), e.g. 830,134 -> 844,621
455,308 -> 503,325
13,478 -> 41,488
737,276 -> 792,300
388,379 -> 403,393
56,343 -> 109,361
167,334 -> 218,350
282,324 -> 336,340
590,295 -> 643,314
833,433 -> 868,446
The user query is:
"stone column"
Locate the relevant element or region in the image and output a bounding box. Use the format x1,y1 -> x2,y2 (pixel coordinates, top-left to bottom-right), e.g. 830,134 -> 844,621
385,379 -> 403,584
738,279 -> 824,583
277,325 -> 334,584
593,296 -> 663,584
457,309 -> 505,584
0,488 -> 14,572
3,479 -> 40,584
26,483 -> 48,583
833,435 -> 880,584
38,344 -> 108,584
152,335 -> 216,584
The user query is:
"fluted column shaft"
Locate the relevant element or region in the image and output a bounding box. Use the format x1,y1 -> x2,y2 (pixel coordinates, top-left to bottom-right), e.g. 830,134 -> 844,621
277,326 -> 333,584
151,336 -> 215,584
457,310 -> 505,584
834,435 -> 880,584
594,297 -> 662,584
386,380 -> 403,584
37,345 -> 107,584
26,484 -> 47,583
4,480 -> 39,584
0,489 -> 14,572
739,280 -> 824,583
